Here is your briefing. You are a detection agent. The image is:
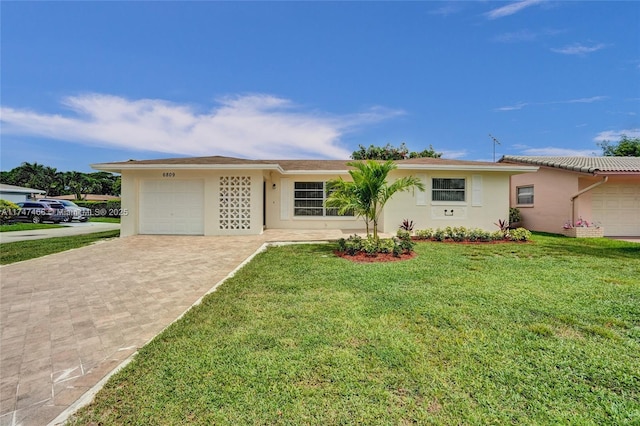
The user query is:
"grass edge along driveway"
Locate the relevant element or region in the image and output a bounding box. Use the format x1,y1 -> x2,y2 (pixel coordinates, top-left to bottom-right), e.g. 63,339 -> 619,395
69,234 -> 640,425
0,230 -> 120,265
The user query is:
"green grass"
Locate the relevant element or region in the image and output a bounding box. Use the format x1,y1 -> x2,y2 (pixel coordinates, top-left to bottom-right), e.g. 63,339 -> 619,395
0,222 -> 64,232
70,234 -> 640,425
89,217 -> 121,223
0,230 -> 120,264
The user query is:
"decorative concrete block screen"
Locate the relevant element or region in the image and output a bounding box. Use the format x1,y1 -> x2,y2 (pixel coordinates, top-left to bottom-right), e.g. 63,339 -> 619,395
219,176 -> 251,230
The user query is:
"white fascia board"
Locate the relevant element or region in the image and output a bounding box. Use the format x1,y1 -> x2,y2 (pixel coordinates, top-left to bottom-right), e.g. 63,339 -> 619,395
0,188 -> 46,194
280,169 -> 350,175
396,164 -> 539,173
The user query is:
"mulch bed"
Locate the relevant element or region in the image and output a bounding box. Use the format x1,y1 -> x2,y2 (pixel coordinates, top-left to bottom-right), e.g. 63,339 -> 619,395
334,250 -> 417,263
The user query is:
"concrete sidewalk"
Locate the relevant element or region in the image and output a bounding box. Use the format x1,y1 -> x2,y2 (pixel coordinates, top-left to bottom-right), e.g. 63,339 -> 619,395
0,223 -> 120,244
0,230 -> 346,426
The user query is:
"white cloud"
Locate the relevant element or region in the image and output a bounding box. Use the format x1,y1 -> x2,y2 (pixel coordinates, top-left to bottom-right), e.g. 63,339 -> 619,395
495,96 -> 606,111
495,102 -> 529,111
593,128 -> 640,142
429,4 -> 462,17
485,0 -> 544,20
492,28 -> 563,43
440,149 -> 468,159
0,93 -> 404,159
562,96 -> 607,104
522,147 -> 597,156
551,43 -> 606,55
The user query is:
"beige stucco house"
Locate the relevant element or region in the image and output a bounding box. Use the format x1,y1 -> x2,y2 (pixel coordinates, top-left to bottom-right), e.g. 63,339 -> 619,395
500,156 -> 640,237
92,156 -> 537,237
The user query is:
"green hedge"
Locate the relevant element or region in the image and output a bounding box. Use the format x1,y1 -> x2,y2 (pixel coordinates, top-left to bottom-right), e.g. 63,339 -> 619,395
0,199 -> 20,224
73,199 -> 123,217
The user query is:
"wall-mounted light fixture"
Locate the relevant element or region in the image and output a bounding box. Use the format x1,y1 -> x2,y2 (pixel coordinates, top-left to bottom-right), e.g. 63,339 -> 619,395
272,183 -> 277,190
444,209 -> 454,216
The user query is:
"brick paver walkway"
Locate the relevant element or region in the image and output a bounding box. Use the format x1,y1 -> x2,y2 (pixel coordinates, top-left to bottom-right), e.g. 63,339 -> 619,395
0,230 -> 345,426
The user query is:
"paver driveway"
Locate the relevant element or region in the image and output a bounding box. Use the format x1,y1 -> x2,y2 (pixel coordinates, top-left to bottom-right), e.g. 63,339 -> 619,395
0,230 -> 345,426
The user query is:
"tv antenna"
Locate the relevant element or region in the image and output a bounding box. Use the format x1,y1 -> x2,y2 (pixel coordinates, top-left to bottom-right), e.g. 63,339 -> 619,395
489,134 -> 501,162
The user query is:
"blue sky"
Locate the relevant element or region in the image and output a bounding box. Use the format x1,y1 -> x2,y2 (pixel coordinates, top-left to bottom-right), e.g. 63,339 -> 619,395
1,1 -> 639,172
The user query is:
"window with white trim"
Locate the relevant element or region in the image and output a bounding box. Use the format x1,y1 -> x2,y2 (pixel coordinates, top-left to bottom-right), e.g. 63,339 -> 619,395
293,182 -> 352,217
432,178 -> 466,202
517,185 -> 534,205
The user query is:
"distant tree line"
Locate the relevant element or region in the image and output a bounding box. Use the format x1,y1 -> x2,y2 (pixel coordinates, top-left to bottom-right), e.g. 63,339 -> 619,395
351,143 -> 442,160
0,162 -> 120,199
598,135 -> 640,157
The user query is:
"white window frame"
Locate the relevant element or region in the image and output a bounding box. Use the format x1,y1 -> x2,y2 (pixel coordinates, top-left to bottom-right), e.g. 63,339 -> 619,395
293,181 -> 353,217
516,185 -> 534,205
431,177 -> 466,204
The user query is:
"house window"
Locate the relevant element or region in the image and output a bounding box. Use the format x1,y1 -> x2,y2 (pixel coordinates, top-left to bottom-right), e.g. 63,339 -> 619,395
293,182 -> 350,217
517,186 -> 534,205
432,178 -> 466,202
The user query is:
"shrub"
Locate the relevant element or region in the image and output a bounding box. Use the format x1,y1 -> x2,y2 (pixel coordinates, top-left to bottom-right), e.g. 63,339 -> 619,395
344,234 -> 363,255
396,229 -> 414,252
0,199 -> 20,224
106,200 -> 122,217
392,241 -> 403,257
451,226 -> 468,242
494,219 -> 509,232
362,235 -> 379,256
509,207 -> 522,224
337,238 -> 347,252
491,230 -> 506,241
415,228 -> 433,240
399,219 -> 414,232
510,227 -> 532,241
433,228 -> 446,241
477,229 -> 492,242
378,238 -> 395,254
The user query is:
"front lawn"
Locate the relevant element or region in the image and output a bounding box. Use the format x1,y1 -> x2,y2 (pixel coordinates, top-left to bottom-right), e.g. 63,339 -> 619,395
89,217 -> 121,223
0,230 -> 120,264
0,222 -> 64,232
70,234 -> 640,425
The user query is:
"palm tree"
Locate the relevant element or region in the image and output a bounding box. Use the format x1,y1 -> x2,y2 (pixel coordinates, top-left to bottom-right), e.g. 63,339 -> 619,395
326,160 -> 425,241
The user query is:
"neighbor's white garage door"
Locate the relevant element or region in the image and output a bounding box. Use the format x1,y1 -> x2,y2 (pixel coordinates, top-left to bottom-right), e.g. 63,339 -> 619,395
140,180 -> 204,235
592,184 -> 640,237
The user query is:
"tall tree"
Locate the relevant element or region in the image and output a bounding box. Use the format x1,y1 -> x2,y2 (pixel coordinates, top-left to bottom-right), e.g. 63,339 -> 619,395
351,143 -> 442,160
62,171 -> 100,200
598,135 -> 640,157
326,160 -> 425,241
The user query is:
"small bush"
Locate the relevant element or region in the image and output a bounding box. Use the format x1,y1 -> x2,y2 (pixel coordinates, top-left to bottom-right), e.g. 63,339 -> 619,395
451,226 -> 467,242
433,228 -> 446,241
337,238 -> 347,252
0,199 -> 20,224
396,229 -> 414,252
399,219 -> 414,232
344,234 -> 363,255
491,230 -> 506,241
509,207 -> 522,224
510,227 -> 532,241
362,236 -> 379,256
415,228 -> 433,240
378,238 -> 395,254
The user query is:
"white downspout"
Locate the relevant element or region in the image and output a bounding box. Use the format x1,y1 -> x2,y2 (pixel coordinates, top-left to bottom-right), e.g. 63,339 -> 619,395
570,176 -> 608,224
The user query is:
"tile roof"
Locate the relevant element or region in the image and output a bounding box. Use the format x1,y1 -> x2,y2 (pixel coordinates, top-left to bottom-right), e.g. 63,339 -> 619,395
93,155 -> 531,172
499,156 -> 640,174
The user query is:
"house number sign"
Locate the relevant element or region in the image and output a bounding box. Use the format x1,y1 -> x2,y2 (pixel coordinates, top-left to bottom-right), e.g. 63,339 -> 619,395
162,172 -> 176,177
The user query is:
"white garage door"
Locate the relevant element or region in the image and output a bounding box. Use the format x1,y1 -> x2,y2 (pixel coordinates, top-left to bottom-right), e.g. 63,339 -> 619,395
592,184 -> 640,237
140,180 -> 204,235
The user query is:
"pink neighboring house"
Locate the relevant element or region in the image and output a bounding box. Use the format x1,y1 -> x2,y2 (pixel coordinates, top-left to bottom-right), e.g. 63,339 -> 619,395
499,156 -> 640,237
